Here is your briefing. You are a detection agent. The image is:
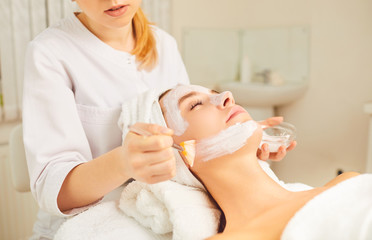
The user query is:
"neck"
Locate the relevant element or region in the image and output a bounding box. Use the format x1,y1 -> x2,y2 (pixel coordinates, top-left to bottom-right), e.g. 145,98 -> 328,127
196,147 -> 293,231
78,13 -> 135,52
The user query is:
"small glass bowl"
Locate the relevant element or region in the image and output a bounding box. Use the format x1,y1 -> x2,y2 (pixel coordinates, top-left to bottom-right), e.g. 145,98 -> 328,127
259,122 -> 296,152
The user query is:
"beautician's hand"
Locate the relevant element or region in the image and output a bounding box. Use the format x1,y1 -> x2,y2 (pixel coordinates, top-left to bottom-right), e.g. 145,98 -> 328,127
120,123 -> 176,184
256,116 -> 297,161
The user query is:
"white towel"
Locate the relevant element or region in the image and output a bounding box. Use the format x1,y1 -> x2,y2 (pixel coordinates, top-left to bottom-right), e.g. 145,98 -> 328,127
119,181 -> 221,240
54,201 -> 170,240
117,89 -> 221,240
281,174 -> 372,240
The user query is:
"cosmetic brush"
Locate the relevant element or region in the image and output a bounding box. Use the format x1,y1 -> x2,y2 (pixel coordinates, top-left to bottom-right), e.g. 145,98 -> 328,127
128,125 -> 196,167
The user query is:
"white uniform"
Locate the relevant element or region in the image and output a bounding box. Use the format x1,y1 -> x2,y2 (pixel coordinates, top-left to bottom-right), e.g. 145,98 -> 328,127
23,12 -> 189,239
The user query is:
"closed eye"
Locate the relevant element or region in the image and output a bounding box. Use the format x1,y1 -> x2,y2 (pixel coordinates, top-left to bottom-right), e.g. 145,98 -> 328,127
190,100 -> 203,110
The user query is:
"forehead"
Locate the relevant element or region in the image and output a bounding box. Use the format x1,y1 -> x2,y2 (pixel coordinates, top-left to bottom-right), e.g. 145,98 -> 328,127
165,85 -> 210,100
160,85 -> 211,113
173,85 -> 210,95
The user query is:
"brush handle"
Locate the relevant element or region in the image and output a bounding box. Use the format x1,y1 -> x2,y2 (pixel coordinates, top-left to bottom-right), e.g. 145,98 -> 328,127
128,125 -> 183,151
171,143 -> 183,151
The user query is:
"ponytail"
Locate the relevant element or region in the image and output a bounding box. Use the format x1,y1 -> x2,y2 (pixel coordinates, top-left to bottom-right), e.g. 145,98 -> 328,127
132,8 -> 158,71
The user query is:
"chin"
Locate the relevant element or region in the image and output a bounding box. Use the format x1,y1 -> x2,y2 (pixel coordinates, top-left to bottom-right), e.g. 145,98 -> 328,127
102,16 -> 132,28
227,115 -> 252,126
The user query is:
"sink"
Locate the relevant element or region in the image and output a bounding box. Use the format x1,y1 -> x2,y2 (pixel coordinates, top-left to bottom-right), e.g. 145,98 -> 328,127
217,82 -> 308,108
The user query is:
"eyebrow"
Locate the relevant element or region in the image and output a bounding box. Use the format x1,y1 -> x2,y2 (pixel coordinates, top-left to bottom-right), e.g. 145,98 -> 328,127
159,89 -> 171,101
178,89 -> 219,106
178,92 -> 199,106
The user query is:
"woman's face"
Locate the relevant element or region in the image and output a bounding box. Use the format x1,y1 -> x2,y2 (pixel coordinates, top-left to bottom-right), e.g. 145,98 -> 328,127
159,85 -> 253,145
75,0 -> 142,29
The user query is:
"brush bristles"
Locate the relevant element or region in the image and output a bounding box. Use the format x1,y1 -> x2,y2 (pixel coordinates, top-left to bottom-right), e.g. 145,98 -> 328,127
180,140 -> 196,167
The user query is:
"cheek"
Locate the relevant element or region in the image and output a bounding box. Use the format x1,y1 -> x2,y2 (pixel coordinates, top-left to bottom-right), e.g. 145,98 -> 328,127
128,1 -> 142,15
133,0 -> 143,7
183,111 -> 225,140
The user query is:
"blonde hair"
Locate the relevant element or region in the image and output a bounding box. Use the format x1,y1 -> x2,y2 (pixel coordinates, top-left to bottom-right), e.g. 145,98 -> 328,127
132,8 -> 158,71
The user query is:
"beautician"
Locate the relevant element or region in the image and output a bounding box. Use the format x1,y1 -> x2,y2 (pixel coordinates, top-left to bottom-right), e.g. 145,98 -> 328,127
22,0 -> 294,239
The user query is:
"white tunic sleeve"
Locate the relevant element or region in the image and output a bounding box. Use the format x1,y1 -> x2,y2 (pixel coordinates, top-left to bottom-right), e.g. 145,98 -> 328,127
23,41 -> 93,217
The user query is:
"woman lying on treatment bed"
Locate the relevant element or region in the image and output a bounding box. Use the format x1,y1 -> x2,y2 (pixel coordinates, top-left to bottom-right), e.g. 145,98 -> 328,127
157,84 -> 372,240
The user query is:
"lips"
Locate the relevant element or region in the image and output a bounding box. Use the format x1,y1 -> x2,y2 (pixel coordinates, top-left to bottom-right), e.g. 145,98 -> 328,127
104,5 -> 128,17
106,5 -> 125,11
226,106 -> 247,123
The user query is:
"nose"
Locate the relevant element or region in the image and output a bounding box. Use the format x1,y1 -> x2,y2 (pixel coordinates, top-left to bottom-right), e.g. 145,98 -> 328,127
215,91 -> 235,109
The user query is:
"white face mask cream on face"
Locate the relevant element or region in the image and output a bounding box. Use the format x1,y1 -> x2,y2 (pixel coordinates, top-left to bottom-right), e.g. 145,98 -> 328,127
162,85 -> 211,136
196,120 -> 258,162
209,91 -> 230,106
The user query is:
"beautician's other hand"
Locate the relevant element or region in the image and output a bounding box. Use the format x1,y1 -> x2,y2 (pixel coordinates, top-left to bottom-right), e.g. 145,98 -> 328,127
121,123 -> 176,184
256,116 -> 297,162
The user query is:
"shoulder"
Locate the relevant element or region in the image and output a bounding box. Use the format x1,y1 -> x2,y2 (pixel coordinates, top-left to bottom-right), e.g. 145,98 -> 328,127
151,25 -> 178,48
25,17 -> 79,71
206,231 -> 263,240
26,34 -> 61,63
29,14 -> 80,52
151,25 -> 175,41
323,171 -> 360,188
